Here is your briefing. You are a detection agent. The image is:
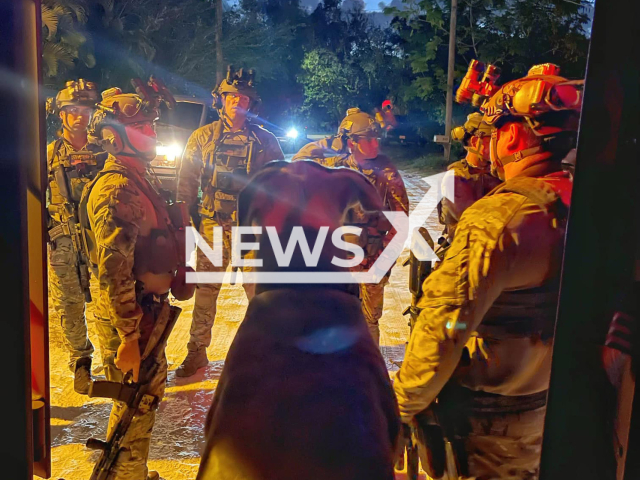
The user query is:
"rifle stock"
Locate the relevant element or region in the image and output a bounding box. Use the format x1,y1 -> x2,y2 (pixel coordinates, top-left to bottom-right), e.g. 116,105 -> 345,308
399,227 -> 467,479
86,304 -> 181,480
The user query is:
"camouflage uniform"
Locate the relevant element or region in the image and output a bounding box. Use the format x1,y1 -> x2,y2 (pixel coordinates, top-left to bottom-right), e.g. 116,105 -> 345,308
395,172 -> 573,479
439,159 -> 501,241
293,137 -> 409,344
177,121 -> 284,354
47,138 -> 105,371
85,155 -> 177,479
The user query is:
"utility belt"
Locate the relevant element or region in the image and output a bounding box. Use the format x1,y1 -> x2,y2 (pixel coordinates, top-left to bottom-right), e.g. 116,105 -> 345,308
463,388 -> 548,414
415,385 -> 548,479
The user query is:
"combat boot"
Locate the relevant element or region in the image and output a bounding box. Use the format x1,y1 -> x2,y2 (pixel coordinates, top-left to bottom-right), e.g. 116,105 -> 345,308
73,357 -> 92,395
175,348 -> 208,378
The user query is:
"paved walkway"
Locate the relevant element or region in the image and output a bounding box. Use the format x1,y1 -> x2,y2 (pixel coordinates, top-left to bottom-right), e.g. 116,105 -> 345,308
45,169 -> 441,480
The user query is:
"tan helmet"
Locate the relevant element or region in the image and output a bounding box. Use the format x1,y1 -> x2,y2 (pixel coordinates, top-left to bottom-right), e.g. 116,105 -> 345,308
88,76 -> 175,135
476,63 -> 584,170
481,65 -> 583,135
47,79 -> 98,114
212,65 -> 261,109
88,88 -> 157,142
338,108 -> 380,139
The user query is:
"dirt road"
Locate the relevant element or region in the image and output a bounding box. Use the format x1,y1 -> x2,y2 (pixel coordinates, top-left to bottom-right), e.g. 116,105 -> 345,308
45,169 -> 440,480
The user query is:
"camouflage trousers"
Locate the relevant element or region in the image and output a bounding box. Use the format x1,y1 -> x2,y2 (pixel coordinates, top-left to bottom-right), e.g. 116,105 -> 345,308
188,215 -> 255,352
359,275 -> 389,346
463,405 -> 546,480
48,235 -> 94,371
104,300 -> 171,480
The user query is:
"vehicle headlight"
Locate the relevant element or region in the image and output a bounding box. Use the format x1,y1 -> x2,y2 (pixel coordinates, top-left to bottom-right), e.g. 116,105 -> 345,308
155,143 -> 183,166
286,128 -> 299,139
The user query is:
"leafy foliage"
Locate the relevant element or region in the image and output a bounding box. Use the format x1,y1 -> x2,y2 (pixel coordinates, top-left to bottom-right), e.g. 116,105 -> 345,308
385,0 -> 593,123
42,0 -> 593,130
41,0 -> 95,80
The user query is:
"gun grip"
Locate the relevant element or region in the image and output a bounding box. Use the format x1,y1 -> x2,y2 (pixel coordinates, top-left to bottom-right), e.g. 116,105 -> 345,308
86,438 -> 108,451
89,380 -> 137,404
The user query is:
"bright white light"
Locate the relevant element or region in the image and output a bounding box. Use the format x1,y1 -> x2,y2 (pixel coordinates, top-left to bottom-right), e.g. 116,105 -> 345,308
155,143 -> 183,164
286,128 -> 299,139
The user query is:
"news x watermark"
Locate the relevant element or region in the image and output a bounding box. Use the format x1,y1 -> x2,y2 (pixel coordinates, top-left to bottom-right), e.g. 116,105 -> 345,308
186,172 -> 454,284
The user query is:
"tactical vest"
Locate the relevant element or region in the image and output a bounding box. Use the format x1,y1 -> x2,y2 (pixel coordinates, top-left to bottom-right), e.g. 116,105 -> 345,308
79,163 -> 187,278
48,138 -> 106,223
201,126 -> 258,218
475,174 -> 571,341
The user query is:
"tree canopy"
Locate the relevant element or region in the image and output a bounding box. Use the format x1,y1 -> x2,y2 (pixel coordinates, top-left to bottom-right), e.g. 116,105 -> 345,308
43,0 -> 593,132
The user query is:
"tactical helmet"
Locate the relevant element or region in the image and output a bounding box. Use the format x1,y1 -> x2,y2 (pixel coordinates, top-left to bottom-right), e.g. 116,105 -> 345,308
47,79 -> 98,115
88,88 -> 157,138
212,65 -> 261,110
455,62 -> 584,171
88,77 -> 175,159
480,64 -> 583,134
451,112 -> 493,146
88,77 -> 175,137
338,108 -> 380,140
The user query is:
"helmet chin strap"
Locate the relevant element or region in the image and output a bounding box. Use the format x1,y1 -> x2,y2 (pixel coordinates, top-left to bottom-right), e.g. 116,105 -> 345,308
490,129 -> 546,174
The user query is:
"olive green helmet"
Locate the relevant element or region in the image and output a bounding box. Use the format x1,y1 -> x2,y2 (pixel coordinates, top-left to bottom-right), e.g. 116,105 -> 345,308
451,112 -> 493,146
46,79 -> 98,115
338,108 -> 380,139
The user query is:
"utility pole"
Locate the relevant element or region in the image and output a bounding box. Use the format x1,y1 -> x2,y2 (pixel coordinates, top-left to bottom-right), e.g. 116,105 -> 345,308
215,0 -> 224,84
443,0 -> 458,163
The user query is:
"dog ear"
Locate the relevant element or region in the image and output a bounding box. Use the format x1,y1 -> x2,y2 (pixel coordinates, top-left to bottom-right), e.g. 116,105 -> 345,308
238,161 -> 290,228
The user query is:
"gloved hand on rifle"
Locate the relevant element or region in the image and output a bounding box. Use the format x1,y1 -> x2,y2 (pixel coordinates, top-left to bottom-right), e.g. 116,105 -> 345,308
115,339 -> 141,382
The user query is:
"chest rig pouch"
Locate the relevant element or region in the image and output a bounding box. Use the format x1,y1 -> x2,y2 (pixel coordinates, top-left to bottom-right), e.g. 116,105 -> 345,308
207,135 -> 254,216
49,141 -> 106,219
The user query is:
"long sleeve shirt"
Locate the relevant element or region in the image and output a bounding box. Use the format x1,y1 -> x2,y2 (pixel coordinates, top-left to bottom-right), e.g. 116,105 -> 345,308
86,157 -> 150,343
394,174 -> 571,421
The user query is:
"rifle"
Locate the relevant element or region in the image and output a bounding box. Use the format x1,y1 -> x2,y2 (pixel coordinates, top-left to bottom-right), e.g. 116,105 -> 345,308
49,164 -> 94,302
86,303 -> 182,480
397,227 -> 464,480
395,227 -> 433,479
401,227 -> 436,333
